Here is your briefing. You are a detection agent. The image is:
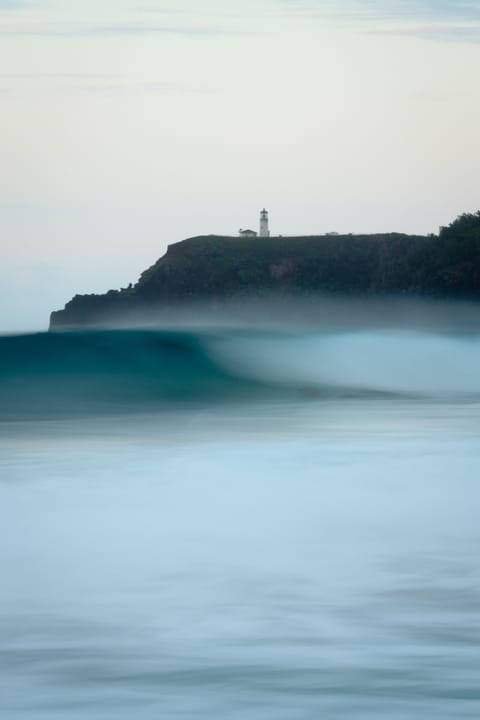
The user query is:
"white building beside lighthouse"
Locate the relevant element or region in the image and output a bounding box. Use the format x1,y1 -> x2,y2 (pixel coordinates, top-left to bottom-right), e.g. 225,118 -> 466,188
259,208 -> 270,237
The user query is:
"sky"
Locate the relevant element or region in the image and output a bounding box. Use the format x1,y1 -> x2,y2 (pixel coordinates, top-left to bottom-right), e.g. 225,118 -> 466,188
2,0 -> 480,331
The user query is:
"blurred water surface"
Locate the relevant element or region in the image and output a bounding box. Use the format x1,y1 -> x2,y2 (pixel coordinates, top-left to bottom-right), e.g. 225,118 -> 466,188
1,399 -> 480,719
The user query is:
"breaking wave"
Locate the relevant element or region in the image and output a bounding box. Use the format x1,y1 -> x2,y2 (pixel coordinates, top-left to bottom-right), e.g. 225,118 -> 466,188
1,327 -> 480,419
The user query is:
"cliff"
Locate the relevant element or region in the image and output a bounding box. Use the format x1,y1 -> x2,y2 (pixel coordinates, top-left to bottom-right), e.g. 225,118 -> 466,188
49,212 -> 480,329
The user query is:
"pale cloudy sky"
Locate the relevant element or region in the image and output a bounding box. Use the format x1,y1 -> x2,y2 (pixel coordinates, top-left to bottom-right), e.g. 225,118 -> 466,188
2,0 -> 480,330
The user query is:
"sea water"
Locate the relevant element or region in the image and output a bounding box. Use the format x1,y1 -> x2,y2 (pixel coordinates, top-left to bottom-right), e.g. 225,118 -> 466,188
1,328 -> 480,719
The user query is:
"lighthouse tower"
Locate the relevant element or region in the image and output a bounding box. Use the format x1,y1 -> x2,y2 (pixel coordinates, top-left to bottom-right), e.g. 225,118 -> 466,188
259,208 -> 270,237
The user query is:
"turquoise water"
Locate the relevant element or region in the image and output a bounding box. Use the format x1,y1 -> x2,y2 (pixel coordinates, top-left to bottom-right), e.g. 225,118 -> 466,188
1,329 -> 480,718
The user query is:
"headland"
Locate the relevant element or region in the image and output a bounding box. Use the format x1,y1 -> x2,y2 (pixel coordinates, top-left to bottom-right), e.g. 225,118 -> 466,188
49,212 -> 480,329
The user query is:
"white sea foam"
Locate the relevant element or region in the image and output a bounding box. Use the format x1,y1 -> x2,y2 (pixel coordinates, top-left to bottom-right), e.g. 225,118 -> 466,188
208,330 -> 480,396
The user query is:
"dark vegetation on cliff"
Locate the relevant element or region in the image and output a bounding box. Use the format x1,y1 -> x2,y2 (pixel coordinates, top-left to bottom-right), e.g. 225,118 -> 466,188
50,212 -> 480,328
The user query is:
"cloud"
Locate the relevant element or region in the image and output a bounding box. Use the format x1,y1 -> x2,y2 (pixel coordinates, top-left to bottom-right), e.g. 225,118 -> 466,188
0,20 -> 251,38
286,0 -> 480,42
0,0 -> 259,40
365,0 -> 480,22
68,80 -> 209,97
294,0 -> 480,21
0,72 -> 211,97
0,72 -> 118,78
371,22 -> 480,44
0,0 -> 44,9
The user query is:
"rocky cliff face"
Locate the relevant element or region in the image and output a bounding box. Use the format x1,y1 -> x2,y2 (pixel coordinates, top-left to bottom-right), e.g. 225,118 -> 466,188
49,216 -> 480,329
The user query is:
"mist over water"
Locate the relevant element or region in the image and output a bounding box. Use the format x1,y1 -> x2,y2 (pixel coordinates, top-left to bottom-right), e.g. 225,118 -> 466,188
2,304 -> 480,718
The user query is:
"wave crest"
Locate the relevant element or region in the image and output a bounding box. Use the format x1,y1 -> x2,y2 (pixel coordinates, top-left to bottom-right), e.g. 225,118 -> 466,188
1,328 -> 480,419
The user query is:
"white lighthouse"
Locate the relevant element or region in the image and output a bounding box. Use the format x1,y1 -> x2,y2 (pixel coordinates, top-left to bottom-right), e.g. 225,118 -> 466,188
259,208 -> 270,237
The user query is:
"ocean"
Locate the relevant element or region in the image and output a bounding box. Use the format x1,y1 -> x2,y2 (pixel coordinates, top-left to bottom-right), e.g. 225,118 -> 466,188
1,326 -> 480,718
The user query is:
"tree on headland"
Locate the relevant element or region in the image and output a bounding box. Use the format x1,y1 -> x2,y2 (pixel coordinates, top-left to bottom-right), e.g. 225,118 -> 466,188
431,212 -> 480,295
